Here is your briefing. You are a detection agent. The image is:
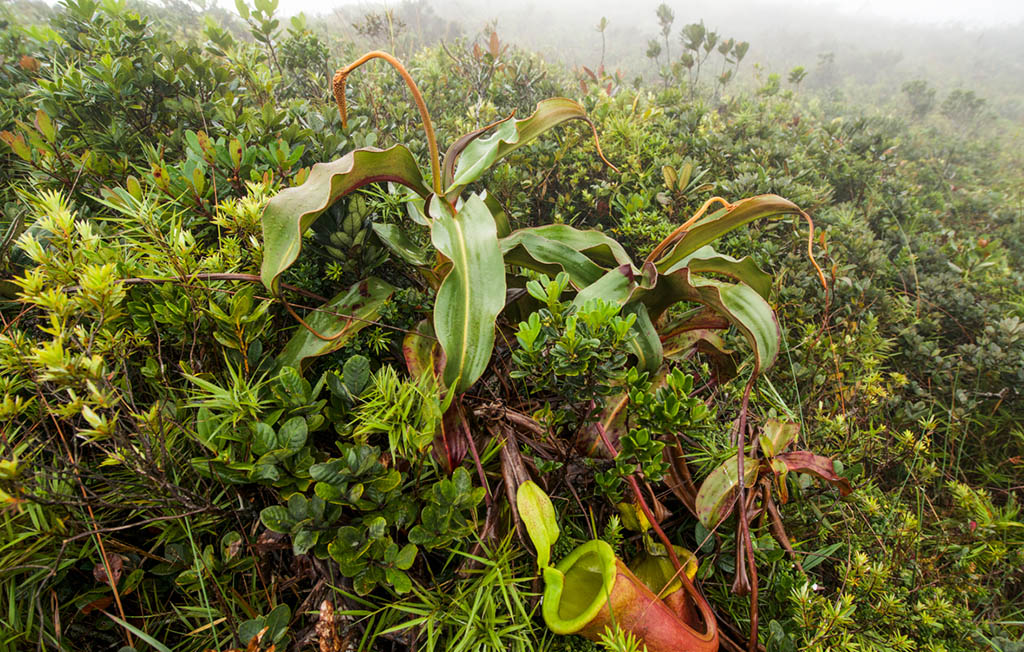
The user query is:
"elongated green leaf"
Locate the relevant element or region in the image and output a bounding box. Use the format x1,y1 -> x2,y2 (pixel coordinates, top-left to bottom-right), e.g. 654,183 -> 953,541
695,454 -> 760,529
372,223 -> 431,266
663,245 -> 773,299
101,611 -> 173,652
277,277 -> 395,370
261,146 -> 429,293
802,542 -> 845,573
446,98 -> 600,195
516,480 -> 559,570
637,267 -> 780,375
572,264 -> 638,308
653,194 -> 804,272
502,224 -> 632,269
482,191 -> 512,238
506,232 -> 607,288
441,114 -> 515,192
431,194 -> 506,394
501,226 -> 634,295
623,302 -> 663,372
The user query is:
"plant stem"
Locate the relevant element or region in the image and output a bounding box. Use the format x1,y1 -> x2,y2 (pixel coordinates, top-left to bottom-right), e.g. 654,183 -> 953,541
800,210 -> 828,288
332,51 -> 444,197
734,378 -> 759,651
591,417 -> 682,570
593,417 -> 719,643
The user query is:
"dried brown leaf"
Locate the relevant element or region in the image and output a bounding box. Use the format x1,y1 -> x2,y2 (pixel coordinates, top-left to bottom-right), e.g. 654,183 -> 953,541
92,553 -> 123,586
316,600 -> 341,652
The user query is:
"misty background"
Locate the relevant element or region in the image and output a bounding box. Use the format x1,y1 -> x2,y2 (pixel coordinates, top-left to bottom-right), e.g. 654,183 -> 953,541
208,0 -> 1024,119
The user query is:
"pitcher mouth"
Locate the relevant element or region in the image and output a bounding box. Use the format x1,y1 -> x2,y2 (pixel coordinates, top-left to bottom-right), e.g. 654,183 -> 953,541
542,539 -> 617,634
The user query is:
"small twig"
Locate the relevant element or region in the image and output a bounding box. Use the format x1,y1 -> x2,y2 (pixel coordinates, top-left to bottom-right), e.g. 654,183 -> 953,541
474,404 -> 546,437
497,427 -> 529,543
665,439 -> 699,515
61,507 -> 218,544
56,272 -> 435,341
42,401 -> 133,648
464,424 -> 492,506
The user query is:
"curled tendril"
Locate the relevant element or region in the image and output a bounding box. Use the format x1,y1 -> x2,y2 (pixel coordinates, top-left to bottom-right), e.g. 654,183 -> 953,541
801,210 -> 828,289
643,196 -> 829,290
582,117 -> 619,174
644,196 -> 733,265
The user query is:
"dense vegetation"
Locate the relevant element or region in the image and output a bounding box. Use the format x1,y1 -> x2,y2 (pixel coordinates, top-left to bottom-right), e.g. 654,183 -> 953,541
1,1 -> 1022,651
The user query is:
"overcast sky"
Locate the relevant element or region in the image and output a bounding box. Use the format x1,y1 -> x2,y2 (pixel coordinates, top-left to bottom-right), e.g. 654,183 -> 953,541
265,0 -> 1024,28
794,0 -> 1024,26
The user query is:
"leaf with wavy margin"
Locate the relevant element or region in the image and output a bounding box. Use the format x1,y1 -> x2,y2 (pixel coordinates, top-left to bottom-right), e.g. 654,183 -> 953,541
636,266 -> 780,376
441,114 -> 515,194
504,224 -> 631,267
261,146 -> 429,293
446,98 -> 602,195
663,245 -> 773,300
505,232 -> 608,287
501,225 -> 633,290
276,278 -> 394,370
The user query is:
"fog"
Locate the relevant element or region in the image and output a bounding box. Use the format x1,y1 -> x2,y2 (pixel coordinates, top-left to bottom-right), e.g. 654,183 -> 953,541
271,0 -> 1024,28
249,0 -> 1022,119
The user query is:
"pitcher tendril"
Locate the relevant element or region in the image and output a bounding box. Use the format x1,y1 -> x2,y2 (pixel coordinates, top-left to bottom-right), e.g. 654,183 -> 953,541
645,196 -> 732,265
801,210 -> 828,289
644,196 -> 828,290
333,51 -> 444,197
585,119 -> 619,174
